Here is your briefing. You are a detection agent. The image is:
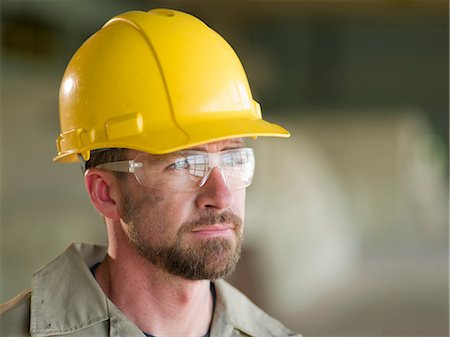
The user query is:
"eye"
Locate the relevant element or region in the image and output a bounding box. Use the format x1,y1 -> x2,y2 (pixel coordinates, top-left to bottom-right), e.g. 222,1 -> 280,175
170,157 -> 191,171
222,152 -> 245,167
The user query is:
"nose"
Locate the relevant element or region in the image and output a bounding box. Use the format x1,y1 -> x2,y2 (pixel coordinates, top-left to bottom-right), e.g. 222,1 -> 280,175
195,167 -> 232,210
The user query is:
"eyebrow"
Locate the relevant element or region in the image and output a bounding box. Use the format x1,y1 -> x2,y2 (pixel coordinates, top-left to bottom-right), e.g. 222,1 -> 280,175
137,139 -> 247,163
189,139 -> 246,152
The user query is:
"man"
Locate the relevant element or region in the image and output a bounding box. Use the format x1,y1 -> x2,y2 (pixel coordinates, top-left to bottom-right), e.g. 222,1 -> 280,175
1,8 -> 300,337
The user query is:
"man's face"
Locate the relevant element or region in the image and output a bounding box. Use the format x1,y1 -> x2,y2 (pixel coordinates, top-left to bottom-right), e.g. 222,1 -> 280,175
117,139 -> 247,280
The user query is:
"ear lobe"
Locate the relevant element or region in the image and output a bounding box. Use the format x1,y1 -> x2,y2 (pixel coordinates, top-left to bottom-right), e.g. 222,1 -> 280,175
84,169 -> 121,220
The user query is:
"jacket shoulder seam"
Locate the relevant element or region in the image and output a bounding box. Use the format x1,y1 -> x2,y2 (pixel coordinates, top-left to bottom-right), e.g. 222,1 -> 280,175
0,289 -> 31,315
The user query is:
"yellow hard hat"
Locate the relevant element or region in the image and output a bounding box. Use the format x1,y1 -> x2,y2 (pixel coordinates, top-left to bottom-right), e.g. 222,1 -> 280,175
54,8 -> 290,163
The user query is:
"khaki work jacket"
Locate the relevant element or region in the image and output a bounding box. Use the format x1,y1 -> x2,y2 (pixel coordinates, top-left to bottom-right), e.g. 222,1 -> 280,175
1,243 -> 301,337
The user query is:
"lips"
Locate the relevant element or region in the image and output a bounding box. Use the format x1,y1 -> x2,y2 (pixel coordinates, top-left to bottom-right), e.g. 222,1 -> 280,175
191,224 -> 235,237
193,224 -> 234,232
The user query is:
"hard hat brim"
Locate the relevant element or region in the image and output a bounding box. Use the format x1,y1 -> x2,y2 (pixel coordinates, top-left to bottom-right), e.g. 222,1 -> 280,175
53,118 -> 289,163
178,118 -> 291,152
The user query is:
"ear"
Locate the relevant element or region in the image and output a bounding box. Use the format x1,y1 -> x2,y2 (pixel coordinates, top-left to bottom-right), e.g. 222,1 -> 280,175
84,168 -> 121,220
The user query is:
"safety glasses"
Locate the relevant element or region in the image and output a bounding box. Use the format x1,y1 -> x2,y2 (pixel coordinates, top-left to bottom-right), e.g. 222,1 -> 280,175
96,148 -> 255,191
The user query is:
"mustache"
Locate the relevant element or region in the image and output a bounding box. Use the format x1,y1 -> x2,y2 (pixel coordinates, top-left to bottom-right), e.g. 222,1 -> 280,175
180,211 -> 243,232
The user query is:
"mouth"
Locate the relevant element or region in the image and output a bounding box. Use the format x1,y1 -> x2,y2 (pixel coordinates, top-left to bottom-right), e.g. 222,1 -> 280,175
191,224 -> 235,237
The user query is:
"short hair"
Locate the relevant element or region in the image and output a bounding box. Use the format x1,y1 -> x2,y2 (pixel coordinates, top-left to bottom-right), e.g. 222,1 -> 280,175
82,148 -> 126,179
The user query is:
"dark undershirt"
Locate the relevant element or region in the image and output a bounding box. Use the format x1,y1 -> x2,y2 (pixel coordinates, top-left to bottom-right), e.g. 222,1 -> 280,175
90,263 -> 214,337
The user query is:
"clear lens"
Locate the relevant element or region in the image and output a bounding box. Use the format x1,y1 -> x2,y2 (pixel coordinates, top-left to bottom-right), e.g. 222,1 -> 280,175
96,148 -> 255,191
133,148 -> 255,191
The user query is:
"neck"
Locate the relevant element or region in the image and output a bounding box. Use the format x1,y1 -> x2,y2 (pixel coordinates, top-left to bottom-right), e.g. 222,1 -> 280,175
95,223 -> 214,337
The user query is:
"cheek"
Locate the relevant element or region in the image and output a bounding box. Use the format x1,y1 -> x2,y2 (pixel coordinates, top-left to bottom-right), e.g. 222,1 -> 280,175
231,189 -> 246,219
138,191 -> 196,228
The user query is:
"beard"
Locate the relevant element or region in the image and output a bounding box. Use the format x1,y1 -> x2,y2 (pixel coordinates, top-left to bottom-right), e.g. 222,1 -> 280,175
121,191 -> 244,280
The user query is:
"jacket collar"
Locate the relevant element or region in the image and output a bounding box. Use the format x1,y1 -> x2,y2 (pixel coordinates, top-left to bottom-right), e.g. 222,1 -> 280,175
212,279 -> 296,337
30,243 -> 147,337
30,243 -> 110,336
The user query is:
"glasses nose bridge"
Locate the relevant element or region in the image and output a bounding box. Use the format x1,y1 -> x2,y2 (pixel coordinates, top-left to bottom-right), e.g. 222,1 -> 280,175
207,151 -> 221,169
199,152 -> 226,187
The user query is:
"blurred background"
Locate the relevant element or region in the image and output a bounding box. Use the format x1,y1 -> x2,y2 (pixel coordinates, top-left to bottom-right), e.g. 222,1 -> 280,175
1,1 -> 448,336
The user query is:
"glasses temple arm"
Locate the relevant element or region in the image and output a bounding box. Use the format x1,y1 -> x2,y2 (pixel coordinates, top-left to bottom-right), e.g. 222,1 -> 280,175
96,160 -> 141,173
